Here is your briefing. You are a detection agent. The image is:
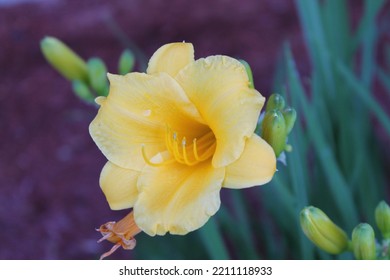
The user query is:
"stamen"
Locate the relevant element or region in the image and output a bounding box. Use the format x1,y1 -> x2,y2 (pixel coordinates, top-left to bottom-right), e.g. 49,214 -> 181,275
194,130 -> 215,150
141,144 -> 161,167
96,211 -> 140,260
99,243 -> 122,260
141,144 -> 174,167
172,135 -> 185,164
97,229 -> 113,243
165,126 -> 216,166
201,142 -> 217,160
193,138 -> 200,160
182,137 -> 190,165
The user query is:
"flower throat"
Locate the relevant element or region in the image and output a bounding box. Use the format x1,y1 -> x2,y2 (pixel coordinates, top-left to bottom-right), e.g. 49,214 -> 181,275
142,126 -> 216,166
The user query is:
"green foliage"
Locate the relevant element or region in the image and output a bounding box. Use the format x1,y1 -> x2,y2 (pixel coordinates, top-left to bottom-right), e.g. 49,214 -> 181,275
261,0 -> 389,260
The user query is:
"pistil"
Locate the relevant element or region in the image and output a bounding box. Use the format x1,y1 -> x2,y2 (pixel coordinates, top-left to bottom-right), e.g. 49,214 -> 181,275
97,211 -> 141,259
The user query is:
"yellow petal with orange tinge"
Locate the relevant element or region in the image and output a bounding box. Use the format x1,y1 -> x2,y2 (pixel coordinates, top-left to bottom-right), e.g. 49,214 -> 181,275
147,42 -> 195,77
223,134 -> 276,189
89,72 -> 205,171
134,158 -> 225,236
100,161 -> 140,210
175,55 -> 265,168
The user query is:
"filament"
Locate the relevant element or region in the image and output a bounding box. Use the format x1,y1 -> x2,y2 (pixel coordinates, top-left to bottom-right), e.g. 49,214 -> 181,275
165,126 -> 216,166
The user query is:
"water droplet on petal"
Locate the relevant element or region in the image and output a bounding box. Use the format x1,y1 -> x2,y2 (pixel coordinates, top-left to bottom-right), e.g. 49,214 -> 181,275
95,96 -> 106,105
143,109 -> 151,117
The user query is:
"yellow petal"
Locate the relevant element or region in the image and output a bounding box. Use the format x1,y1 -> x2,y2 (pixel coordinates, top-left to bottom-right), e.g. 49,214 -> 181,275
223,134 -> 276,189
175,56 -> 265,168
89,72 -> 205,170
147,42 -> 195,77
99,161 -> 140,210
134,158 -> 225,236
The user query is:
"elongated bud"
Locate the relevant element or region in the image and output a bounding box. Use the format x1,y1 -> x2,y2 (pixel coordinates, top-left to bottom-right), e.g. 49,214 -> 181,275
352,223 -> 376,260
118,49 -> 135,75
266,93 -> 285,112
261,110 -> 287,157
282,107 -> 297,135
72,80 -> 95,103
300,206 -> 349,254
40,36 -> 88,82
239,59 -> 254,89
375,201 -> 390,239
87,58 -> 109,96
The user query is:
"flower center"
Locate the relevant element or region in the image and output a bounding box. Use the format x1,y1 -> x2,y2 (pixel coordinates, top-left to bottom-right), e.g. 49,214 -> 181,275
165,126 -> 216,166
142,125 -> 216,167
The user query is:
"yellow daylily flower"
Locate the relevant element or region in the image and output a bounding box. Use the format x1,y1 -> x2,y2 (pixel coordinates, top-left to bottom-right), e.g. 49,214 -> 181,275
89,42 -> 277,258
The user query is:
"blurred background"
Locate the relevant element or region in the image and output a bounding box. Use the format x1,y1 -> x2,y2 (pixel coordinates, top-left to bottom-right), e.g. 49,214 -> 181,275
0,0 -> 389,259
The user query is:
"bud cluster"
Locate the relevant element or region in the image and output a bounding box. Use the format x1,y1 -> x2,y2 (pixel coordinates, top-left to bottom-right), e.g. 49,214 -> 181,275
300,200 -> 390,260
261,94 -> 297,157
40,36 -> 136,103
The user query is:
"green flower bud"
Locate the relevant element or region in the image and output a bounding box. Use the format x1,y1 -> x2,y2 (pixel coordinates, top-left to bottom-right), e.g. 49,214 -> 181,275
72,80 -> 95,103
300,206 -> 349,254
266,93 -> 285,112
87,58 -> 109,96
118,49 -> 135,75
375,201 -> 390,239
239,59 -> 254,89
352,223 -> 376,260
40,36 -> 88,82
282,107 -> 297,135
261,109 -> 287,157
